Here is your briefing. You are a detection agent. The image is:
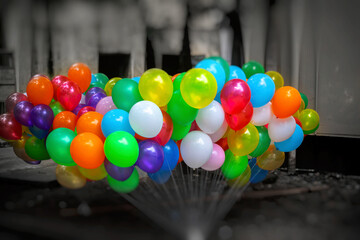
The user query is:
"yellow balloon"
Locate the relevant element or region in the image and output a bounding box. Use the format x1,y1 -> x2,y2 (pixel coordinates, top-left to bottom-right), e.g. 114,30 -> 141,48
228,124 -> 259,156
56,165 -> 87,189
139,68 -> 173,107
299,109 -> 320,131
78,163 -> 108,181
266,71 -> 284,90
228,165 -> 251,188
105,77 -> 122,96
257,145 -> 285,170
180,68 -> 217,109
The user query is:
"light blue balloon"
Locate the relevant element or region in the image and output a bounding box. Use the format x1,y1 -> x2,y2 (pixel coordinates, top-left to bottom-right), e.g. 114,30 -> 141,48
101,109 -> 135,138
91,74 -> 97,83
195,59 -> 226,94
159,139 -> 179,171
275,124 -> 304,152
248,158 -> 268,184
132,76 -> 141,83
148,170 -> 172,184
214,91 -> 221,103
229,65 -> 246,81
247,73 -> 275,108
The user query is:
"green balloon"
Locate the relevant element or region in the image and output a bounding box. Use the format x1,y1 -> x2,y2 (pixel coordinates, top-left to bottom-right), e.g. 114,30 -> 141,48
173,72 -> 185,91
303,123 -> 319,135
300,92 -> 308,109
104,131 -> 139,168
249,126 -> 271,157
49,101 -> 65,117
94,73 -> 109,86
167,90 -> 198,126
112,78 -> 143,112
85,82 -> 105,94
221,150 -> 248,179
107,168 -> 139,193
25,136 -> 50,160
208,56 -> 230,81
242,61 -> 265,79
46,128 -> 76,166
171,121 -> 191,141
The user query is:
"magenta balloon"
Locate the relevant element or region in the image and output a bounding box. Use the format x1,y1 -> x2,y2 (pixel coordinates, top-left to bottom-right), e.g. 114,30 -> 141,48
136,140 -> 164,173
0,113 -> 22,140
57,81 -> 82,111
30,104 -> 54,130
225,102 -> 253,131
14,101 -> 34,126
220,79 -> 251,114
51,75 -> 69,100
96,96 -> 117,115
76,106 -> 95,119
5,92 -> 28,115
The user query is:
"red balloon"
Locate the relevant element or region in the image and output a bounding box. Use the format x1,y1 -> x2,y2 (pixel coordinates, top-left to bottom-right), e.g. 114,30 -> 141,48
151,110 -> 173,146
57,81 -> 82,111
76,106 -> 95,120
294,117 -> 302,129
189,120 -> 200,132
216,137 -> 228,151
220,79 -> 251,114
225,102 -> 253,131
0,113 -> 22,140
51,75 -> 70,100
5,92 -> 28,115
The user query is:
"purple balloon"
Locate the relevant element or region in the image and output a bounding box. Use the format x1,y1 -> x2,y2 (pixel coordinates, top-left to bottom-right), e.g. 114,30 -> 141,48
14,101 -> 34,126
30,104 -> 54,130
104,158 -> 134,181
85,87 -> 106,103
87,92 -> 107,108
72,104 -> 87,115
136,140 -> 164,173
24,159 -> 41,165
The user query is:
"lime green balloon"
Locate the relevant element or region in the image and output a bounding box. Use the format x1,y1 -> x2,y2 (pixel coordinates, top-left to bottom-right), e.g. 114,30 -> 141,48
78,164 -> 107,181
180,68 -> 217,109
242,61 -> 265,79
46,128 -> 76,166
300,92 -> 308,109
207,56 -> 230,81
265,71 -> 284,90
299,109 -> 320,131
249,126 -> 271,157
228,165 -> 251,188
221,150 -> 248,179
105,77 -> 122,96
171,121 -> 191,141
94,73 -> 109,86
107,168 -> 139,193
104,131 -> 139,168
228,124 -> 259,156
173,72 -> 186,91
167,90 -> 198,126
303,123 -> 319,135
139,68 -> 173,107
49,101 -> 65,117
25,136 -> 50,160
112,78 -> 143,112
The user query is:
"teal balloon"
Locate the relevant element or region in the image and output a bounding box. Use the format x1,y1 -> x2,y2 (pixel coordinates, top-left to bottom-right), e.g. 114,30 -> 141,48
25,136 -> 50,160
250,126 -> 271,157
46,128 -> 76,166
94,73 -> 109,86
242,61 -> 265,79
112,78 -> 143,112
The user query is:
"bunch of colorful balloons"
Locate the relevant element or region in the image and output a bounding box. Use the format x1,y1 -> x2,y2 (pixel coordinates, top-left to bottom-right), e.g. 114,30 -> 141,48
0,58 -> 320,192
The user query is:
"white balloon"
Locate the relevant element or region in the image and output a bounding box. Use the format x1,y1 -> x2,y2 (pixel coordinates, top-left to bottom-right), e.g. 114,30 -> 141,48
208,118 -> 228,142
181,131 -> 213,168
268,116 -> 296,142
129,100 -> 163,138
251,102 -> 274,126
195,100 -> 225,134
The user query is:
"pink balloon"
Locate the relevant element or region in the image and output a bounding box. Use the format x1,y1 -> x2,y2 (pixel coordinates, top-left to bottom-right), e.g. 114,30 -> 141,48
201,143 -> 225,171
95,96 -> 117,115
51,75 -> 70,100
225,102 -> 253,131
220,79 -> 251,114
5,92 -> 28,115
57,81 -> 82,111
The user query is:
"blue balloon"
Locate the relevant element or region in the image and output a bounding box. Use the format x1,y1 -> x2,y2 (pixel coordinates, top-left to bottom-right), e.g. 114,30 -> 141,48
91,74 -> 97,83
159,139 -> 179,171
275,124 -> 304,152
148,170 -> 172,184
229,65 -> 246,81
214,91 -> 221,103
248,158 -> 268,184
132,76 -> 141,83
247,73 -> 275,108
101,109 -> 135,138
195,59 -> 226,94
29,125 -> 49,139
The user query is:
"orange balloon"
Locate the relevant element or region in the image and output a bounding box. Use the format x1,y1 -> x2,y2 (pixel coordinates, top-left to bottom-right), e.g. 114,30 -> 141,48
171,73 -> 180,81
70,132 -> 105,169
271,86 -> 301,118
26,75 -> 53,105
53,111 -> 77,131
76,111 -> 105,141
67,63 -> 91,93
